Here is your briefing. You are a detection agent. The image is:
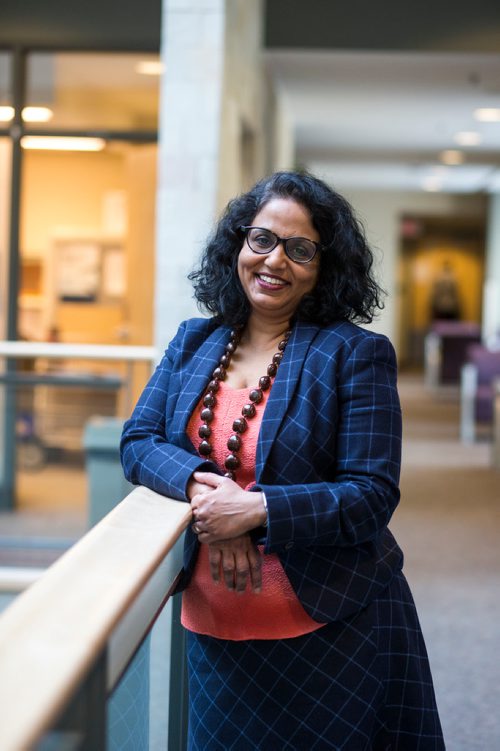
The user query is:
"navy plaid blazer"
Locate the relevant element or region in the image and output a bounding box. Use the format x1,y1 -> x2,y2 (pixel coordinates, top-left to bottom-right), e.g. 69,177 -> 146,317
120,317 -> 404,622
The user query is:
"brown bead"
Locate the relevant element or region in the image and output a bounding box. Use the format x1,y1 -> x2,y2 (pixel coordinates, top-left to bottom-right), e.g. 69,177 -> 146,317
249,389 -> 263,403
226,341 -> 236,354
203,393 -> 216,408
242,403 -> 256,418
267,363 -> 277,377
212,367 -> 226,380
273,352 -> 283,365
225,453 -> 240,470
198,440 -> 212,456
220,354 -> 231,368
227,434 -> 241,451
259,375 -> 271,390
207,379 -> 220,392
198,423 -> 212,439
232,417 -> 248,433
278,339 -> 288,351
200,407 -> 214,423
224,471 -> 235,480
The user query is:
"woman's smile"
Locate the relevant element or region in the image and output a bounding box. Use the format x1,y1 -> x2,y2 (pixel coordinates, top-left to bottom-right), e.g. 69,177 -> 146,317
255,272 -> 290,289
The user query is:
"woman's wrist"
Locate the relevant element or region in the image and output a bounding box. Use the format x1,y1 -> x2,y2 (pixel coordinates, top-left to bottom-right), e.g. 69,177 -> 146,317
260,492 -> 269,528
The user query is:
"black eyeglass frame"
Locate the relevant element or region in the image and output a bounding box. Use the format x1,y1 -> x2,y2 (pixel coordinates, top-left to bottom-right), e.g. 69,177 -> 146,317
239,225 -> 322,264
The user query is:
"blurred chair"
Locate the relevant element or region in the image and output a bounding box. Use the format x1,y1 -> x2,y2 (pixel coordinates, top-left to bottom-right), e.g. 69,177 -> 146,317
460,343 -> 500,443
425,321 -> 481,389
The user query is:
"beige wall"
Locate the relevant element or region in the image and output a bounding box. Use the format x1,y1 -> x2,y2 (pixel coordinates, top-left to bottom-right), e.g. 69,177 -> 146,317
21,150 -> 126,256
340,189 -> 487,353
124,144 -> 157,403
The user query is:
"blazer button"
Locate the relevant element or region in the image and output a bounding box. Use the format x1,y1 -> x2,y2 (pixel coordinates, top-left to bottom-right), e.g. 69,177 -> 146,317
284,541 -> 293,550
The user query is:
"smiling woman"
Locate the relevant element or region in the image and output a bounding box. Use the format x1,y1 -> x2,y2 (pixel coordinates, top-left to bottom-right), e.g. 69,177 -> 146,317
121,170 -> 445,750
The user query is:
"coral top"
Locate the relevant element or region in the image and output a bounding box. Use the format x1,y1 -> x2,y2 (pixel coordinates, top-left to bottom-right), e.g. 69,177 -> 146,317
181,380 -> 324,640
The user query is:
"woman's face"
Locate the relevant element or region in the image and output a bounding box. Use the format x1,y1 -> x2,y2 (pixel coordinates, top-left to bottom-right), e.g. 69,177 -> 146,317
237,197 -> 320,323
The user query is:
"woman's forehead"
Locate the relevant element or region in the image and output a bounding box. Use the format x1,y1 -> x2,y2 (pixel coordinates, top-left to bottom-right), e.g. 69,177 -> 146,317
251,198 -> 318,239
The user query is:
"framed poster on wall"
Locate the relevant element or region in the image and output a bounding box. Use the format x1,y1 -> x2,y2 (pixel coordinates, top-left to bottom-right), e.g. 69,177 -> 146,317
56,241 -> 101,302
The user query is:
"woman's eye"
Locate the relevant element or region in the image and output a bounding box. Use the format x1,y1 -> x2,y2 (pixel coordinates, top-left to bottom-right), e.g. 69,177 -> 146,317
292,244 -> 309,258
254,233 -> 273,247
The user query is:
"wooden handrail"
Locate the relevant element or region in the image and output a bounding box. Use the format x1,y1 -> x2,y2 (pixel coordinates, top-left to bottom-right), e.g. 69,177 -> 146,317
0,340 -> 158,362
0,487 -> 191,751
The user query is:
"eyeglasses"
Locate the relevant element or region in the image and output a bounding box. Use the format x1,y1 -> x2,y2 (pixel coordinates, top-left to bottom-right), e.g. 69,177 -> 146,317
239,226 -> 321,264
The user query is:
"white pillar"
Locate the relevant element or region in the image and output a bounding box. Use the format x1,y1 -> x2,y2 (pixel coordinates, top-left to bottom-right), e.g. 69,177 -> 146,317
0,140 -> 11,489
483,194 -> 500,346
155,0 -> 226,353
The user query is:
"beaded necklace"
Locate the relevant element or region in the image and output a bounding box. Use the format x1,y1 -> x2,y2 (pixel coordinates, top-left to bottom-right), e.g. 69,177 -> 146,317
197,327 -> 292,480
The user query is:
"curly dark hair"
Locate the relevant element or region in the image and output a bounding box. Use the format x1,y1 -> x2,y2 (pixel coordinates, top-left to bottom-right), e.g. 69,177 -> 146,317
188,170 -> 384,326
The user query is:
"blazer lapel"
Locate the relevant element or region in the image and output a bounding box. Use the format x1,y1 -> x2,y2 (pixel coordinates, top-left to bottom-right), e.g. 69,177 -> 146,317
170,324 -> 231,449
256,321 -> 320,477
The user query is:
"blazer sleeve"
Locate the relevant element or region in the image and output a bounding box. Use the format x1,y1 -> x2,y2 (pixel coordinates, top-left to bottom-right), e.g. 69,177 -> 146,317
255,332 -> 402,551
120,322 -> 217,501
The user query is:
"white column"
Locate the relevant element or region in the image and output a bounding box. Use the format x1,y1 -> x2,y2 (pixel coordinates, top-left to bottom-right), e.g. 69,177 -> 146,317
0,140 -> 11,488
155,0 -> 226,353
483,194 -> 500,346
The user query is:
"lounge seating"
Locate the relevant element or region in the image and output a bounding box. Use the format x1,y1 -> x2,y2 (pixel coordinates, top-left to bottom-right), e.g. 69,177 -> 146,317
460,343 -> 500,442
424,321 -> 481,389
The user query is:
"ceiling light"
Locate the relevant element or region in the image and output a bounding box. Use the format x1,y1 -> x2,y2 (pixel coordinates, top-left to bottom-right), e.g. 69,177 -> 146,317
0,106 -> 14,122
21,136 -> 106,152
440,150 -> 465,165
135,60 -> 164,76
422,177 -> 442,192
454,131 -> 481,146
1,105 -> 54,123
474,108 -> 500,122
22,106 -> 53,123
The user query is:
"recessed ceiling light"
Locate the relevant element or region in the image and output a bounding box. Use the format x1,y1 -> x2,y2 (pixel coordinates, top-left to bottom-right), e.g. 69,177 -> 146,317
135,60 -> 164,76
0,106 -> 14,122
0,105 -> 54,123
21,136 -> 106,152
22,106 -> 53,123
440,150 -> 465,165
454,131 -> 481,146
422,177 -> 442,192
474,108 -> 500,122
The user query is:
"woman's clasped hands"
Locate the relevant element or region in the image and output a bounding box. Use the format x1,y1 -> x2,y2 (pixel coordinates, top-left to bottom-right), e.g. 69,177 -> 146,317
187,471 -> 267,593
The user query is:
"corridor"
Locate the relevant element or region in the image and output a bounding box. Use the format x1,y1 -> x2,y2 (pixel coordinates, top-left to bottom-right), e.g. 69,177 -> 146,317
393,374 -> 500,750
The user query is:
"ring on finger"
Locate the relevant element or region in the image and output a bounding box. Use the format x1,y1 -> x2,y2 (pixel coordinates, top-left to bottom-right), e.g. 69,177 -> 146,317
192,522 -> 202,534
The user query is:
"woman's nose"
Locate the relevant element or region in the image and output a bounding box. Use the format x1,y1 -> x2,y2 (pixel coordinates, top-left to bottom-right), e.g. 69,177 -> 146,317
265,242 -> 288,268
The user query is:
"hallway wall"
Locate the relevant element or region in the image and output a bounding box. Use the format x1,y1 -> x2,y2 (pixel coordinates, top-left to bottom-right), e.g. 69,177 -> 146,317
338,188 -> 487,350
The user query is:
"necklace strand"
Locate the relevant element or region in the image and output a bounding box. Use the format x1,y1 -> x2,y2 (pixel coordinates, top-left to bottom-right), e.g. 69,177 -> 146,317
197,328 -> 292,480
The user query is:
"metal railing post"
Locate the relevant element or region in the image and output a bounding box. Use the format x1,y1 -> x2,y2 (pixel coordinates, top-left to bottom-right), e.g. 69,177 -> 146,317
168,593 -> 189,751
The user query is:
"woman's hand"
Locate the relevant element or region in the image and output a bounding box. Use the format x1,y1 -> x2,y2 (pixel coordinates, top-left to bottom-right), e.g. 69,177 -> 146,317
190,471 -> 267,544
208,534 -> 262,593
186,476 -> 211,501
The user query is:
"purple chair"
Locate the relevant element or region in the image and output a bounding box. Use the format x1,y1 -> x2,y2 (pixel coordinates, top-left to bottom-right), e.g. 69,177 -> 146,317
460,343 -> 500,441
432,321 -> 481,384
425,321 -> 481,389
468,344 -> 500,422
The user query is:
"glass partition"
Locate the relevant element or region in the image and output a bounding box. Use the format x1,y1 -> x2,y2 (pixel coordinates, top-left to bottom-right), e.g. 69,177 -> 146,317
0,52 -> 12,124
25,52 -> 161,131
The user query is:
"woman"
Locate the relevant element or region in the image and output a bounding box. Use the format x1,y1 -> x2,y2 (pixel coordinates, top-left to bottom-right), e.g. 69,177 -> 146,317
121,171 -> 444,749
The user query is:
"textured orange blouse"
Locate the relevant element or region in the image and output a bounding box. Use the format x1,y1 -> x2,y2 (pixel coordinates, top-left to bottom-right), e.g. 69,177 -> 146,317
181,380 -> 324,640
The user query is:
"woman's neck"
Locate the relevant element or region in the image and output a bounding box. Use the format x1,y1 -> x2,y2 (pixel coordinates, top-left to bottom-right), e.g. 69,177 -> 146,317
242,314 -> 291,351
